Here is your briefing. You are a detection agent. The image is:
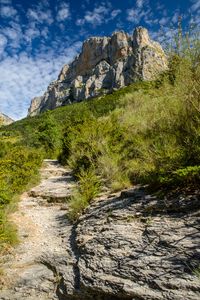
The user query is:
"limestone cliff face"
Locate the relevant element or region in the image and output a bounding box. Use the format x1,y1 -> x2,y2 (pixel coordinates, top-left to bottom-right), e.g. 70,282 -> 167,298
0,112 -> 14,126
28,27 -> 168,116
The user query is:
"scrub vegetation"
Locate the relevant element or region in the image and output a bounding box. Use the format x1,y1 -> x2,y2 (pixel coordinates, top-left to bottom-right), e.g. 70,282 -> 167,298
0,27 -> 199,238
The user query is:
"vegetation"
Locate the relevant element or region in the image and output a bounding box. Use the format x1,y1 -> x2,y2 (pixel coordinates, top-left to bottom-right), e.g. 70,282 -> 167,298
0,112 -> 61,252
0,145 -> 43,252
58,56 -> 199,219
0,25 -> 199,226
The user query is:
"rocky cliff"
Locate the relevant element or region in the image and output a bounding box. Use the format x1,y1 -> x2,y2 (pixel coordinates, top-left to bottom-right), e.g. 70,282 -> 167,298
0,112 -> 14,126
28,27 -> 168,116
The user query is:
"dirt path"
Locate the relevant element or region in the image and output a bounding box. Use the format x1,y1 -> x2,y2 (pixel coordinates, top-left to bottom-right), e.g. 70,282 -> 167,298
0,160 -> 76,300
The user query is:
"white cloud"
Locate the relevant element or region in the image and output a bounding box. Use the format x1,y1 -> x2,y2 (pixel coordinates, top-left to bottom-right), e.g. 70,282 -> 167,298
0,42 -> 82,120
127,8 -> 140,23
27,8 -> 53,25
111,9 -> 121,19
0,4 -> 17,18
0,0 -> 80,120
127,8 -> 146,24
24,27 -> 41,42
159,16 -> 170,26
136,0 -> 145,9
171,11 -> 179,24
189,0 -> 200,27
56,2 -> 70,22
40,27 -> 49,39
126,0 -> 150,24
0,0 -> 12,4
0,34 -> 7,56
0,33 -> 7,47
190,0 -> 200,11
2,24 -> 22,50
3,26 -> 19,40
76,5 -> 110,27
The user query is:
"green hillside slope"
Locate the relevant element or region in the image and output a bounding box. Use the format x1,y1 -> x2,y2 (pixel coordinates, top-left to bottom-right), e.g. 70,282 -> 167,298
0,55 -> 199,249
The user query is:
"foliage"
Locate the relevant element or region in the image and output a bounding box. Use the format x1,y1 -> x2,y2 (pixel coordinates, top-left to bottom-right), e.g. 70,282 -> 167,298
59,56 -> 200,218
0,25 -> 199,223
160,166 -> 200,186
0,145 -> 43,251
27,111 -> 62,158
68,169 -> 101,221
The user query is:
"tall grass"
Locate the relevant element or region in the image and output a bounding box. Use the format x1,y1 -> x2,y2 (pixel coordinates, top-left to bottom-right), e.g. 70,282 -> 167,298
0,144 -> 43,252
1,23 -> 199,223
60,54 -> 200,218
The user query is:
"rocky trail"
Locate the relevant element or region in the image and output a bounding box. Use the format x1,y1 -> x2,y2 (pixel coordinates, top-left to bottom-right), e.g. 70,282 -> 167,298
0,160 -> 76,300
0,160 -> 200,300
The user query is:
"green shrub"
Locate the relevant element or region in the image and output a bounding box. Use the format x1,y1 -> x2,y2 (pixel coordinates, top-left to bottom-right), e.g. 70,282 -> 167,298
30,111 -> 62,158
68,169 -> 101,220
0,145 -> 43,251
59,55 -> 200,215
0,210 -> 18,250
1,29 -> 199,225
160,166 -> 200,186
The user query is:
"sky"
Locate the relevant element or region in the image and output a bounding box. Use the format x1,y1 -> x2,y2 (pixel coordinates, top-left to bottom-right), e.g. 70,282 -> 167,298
0,0 -> 199,120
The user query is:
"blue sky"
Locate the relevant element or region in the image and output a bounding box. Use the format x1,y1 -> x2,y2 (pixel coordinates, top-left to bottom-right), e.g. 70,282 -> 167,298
0,0 -> 199,120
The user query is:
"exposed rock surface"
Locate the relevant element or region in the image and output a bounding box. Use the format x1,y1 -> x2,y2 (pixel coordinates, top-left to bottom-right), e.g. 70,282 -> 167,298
74,188 -> 200,300
0,160 -> 75,300
1,161 -> 199,299
0,113 -> 14,126
28,27 -> 168,116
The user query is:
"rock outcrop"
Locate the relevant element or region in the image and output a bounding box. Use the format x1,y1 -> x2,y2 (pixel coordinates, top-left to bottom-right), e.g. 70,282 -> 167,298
28,27 -> 168,116
71,188 -> 200,299
0,112 -> 14,126
1,161 -> 199,299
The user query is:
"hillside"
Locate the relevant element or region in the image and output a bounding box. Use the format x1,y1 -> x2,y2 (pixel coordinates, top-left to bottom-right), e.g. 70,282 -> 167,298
0,30 -> 200,299
1,54 -> 200,218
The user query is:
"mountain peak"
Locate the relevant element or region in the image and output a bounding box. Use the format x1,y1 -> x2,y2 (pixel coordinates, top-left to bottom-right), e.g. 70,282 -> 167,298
28,26 -> 168,116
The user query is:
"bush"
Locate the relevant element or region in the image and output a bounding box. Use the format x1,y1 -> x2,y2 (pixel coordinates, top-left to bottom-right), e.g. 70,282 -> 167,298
160,166 -> 200,186
59,55 -> 200,220
0,145 -> 43,251
1,27 -> 199,224
30,111 -> 62,158
68,169 -> 101,221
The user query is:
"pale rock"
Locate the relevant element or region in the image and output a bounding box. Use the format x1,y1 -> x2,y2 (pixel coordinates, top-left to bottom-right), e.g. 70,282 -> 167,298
0,112 -> 14,126
27,97 -> 43,117
58,64 -> 69,81
28,27 -> 168,116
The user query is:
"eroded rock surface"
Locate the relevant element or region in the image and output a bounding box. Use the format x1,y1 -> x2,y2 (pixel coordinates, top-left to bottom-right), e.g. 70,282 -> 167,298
73,188 -> 200,300
1,162 -> 199,300
28,27 -> 168,116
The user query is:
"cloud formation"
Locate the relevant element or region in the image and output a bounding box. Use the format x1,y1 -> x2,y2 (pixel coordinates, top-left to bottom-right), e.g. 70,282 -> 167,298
56,2 -> 70,22
0,42 -> 81,120
0,4 -> 17,18
127,0 -> 150,24
76,3 -> 121,27
190,0 -> 200,11
0,0 -> 82,120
